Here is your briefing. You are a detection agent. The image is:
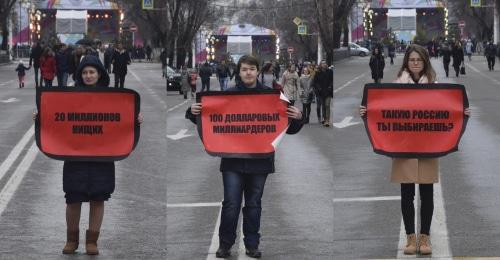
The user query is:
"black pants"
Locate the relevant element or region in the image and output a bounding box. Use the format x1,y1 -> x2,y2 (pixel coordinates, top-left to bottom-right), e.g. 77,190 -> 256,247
453,64 -> 460,77
302,103 -> 311,123
443,60 -> 450,77
401,183 -> 434,235
201,79 -> 210,92
114,73 -> 126,88
487,57 -> 496,70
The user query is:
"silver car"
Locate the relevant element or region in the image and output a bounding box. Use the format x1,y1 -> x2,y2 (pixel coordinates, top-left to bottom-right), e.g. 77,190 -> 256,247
349,43 -> 370,57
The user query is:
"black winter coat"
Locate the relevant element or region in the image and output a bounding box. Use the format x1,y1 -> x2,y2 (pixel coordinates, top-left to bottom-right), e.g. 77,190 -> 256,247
442,48 -> 451,63
111,49 -> 131,75
199,65 -> 212,80
369,55 -> 385,80
485,44 -> 497,58
452,47 -> 464,67
185,81 -> 304,174
312,68 -> 334,98
29,45 -> 43,68
63,55 -> 115,203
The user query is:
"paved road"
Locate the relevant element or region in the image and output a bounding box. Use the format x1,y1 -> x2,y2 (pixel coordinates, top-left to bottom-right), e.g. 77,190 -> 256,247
333,54 -> 500,259
166,76 -> 334,259
0,62 -> 167,259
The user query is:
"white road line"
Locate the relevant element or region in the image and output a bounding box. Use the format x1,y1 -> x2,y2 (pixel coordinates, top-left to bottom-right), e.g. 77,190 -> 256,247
128,68 -> 167,109
333,196 -> 401,202
0,141 -> 38,218
166,202 -> 221,208
465,63 -> 500,85
167,99 -> 189,113
396,181 -> 451,258
206,206 -> 222,260
334,73 -> 367,94
0,79 -> 15,86
237,221 -> 253,260
0,125 -> 34,183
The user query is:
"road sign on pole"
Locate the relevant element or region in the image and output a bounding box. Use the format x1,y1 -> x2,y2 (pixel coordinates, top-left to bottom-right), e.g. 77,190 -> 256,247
298,25 -> 307,35
287,47 -> 294,53
458,20 -> 466,28
143,0 -> 154,10
130,25 -> 138,32
471,0 -> 481,7
293,17 -> 302,26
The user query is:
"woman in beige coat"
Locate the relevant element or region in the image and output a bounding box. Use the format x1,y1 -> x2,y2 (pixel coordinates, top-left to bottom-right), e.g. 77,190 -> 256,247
281,64 -> 299,105
360,44 -> 470,255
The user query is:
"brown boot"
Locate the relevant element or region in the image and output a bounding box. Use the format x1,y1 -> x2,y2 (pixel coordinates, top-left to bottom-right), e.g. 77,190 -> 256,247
85,230 -> 100,255
418,234 -> 432,255
62,229 -> 79,254
403,233 -> 417,255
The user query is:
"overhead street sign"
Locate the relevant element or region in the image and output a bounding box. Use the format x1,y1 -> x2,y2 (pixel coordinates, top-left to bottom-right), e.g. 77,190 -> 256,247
458,20 -> 465,28
130,25 -> 138,32
471,0 -> 481,7
143,0 -> 154,10
298,25 -> 307,35
287,47 -> 294,53
293,17 -> 302,26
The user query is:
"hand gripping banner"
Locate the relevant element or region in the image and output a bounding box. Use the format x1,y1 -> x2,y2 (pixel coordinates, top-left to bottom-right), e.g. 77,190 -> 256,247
35,87 -> 141,161
196,90 -> 290,158
361,83 -> 469,158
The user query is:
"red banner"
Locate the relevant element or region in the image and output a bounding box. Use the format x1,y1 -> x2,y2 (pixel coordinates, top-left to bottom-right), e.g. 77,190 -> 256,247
35,88 -> 140,161
361,83 -> 469,158
197,91 -> 290,158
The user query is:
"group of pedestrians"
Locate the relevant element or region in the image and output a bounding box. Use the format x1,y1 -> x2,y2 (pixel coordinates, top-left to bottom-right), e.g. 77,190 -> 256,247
20,41 -> 131,89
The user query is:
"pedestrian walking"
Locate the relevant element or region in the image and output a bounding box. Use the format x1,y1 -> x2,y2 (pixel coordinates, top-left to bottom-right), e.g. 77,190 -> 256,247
15,60 -> 30,88
199,62 -> 212,92
110,42 -> 131,88
360,44 -> 470,256
259,62 -> 275,89
146,45 -> 152,61
55,43 -> 71,87
369,47 -> 385,83
160,48 -> 167,77
441,43 -> 452,77
104,44 -> 114,74
465,39 -> 473,61
485,41 -> 497,71
186,55 -> 304,259
69,46 -> 84,83
273,61 -> 281,79
388,42 -> 396,65
281,64 -> 300,106
452,41 -> 464,77
181,65 -> 191,99
216,60 -> 231,91
29,42 -> 43,87
312,60 -> 333,127
299,66 -> 313,124
40,47 -> 57,87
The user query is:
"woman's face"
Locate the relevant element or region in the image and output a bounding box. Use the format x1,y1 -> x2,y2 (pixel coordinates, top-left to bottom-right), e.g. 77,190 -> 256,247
374,48 -> 379,54
82,66 -> 100,86
408,51 -> 424,76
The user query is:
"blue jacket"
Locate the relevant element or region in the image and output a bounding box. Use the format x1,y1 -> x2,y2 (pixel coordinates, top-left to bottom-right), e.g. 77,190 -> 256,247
186,81 -> 304,174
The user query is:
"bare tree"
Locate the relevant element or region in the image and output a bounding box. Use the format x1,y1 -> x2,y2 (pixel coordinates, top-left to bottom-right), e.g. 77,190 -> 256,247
451,0 -> 494,40
333,0 -> 355,50
315,0 -> 334,65
0,0 -> 16,50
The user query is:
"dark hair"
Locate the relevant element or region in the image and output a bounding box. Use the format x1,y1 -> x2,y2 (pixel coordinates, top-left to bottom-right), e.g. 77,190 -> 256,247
237,55 -> 260,73
262,62 -> 272,72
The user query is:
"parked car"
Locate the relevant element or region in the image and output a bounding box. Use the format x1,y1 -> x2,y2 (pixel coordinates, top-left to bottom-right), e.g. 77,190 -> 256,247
165,66 -> 182,94
349,42 -> 370,57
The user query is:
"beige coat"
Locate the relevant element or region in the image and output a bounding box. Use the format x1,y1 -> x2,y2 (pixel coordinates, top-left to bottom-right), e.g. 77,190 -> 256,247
390,70 -> 439,184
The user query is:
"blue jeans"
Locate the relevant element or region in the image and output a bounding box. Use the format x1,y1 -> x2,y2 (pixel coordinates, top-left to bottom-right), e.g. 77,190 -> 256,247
219,171 -> 268,249
219,77 -> 228,91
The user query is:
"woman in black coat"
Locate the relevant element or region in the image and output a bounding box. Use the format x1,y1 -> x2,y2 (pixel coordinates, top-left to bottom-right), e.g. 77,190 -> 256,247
452,41 -> 464,77
60,55 -> 142,255
369,47 -> 385,83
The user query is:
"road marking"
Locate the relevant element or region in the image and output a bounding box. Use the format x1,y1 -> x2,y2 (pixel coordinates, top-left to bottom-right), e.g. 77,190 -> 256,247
333,196 -> 401,202
0,125 -> 34,183
167,100 -> 190,113
465,63 -> 500,85
167,202 -> 221,208
0,141 -> 38,218
0,98 -> 19,103
396,181 -> 450,258
166,129 -> 192,140
129,68 -> 167,109
0,79 -> 15,86
334,73 -> 367,94
333,116 -> 361,128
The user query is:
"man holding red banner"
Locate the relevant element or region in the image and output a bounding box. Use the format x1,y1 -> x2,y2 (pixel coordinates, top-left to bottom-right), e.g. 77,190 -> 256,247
360,45 -> 470,256
186,55 -> 304,258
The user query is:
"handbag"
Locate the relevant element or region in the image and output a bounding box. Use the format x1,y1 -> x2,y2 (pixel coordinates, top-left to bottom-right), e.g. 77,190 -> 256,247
460,65 -> 466,75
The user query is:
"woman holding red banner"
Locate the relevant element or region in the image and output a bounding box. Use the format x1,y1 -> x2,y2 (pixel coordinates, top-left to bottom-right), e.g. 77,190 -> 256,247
360,44 -> 470,256
186,55 -> 304,258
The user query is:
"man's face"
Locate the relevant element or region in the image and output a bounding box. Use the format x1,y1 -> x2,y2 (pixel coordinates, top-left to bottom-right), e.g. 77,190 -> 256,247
239,63 -> 258,87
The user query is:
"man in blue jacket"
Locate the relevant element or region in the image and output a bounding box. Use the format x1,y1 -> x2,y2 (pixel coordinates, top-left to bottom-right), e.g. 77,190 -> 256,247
186,55 -> 304,258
